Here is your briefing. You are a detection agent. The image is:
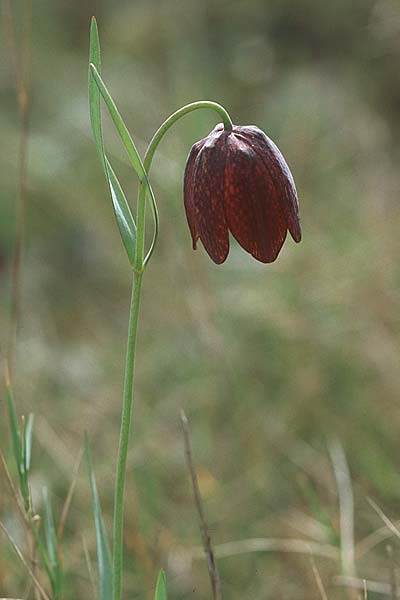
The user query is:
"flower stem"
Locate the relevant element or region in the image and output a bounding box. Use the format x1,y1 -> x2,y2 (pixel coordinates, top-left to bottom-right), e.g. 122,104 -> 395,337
112,269 -> 143,600
111,99 -> 232,600
144,101 -> 233,174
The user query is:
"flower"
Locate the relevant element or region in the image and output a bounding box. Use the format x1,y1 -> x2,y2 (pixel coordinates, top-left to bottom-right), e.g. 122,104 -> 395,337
183,124 -> 301,264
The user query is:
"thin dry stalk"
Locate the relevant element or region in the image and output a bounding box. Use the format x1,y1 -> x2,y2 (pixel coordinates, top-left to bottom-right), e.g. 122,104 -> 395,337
0,521 -> 50,600
0,448 -> 29,529
82,535 -> 97,597
22,539 -> 40,600
1,448 -> 41,600
356,520 -> 400,559
334,575 -> 394,597
31,537 -> 42,600
180,409 -> 221,600
386,545 -> 397,600
329,439 -> 356,578
363,579 -> 368,599
310,555 -> 329,600
368,498 -> 400,541
57,446 -> 84,542
191,537 -> 338,560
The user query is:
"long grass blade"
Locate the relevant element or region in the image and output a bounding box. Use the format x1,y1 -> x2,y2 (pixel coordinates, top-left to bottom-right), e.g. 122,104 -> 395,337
43,488 -> 62,598
24,413 -> 34,472
5,366 -> 22,473
85,434 -> 112,600
5,367 -> 31,508
19,415 -> 30,509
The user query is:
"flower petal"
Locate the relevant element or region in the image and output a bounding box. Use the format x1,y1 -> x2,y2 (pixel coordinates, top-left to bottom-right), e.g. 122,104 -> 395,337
236,126 -> 301,243
183,141 -> 202,249
224,133 -> 288,263
190,132 -> 230,264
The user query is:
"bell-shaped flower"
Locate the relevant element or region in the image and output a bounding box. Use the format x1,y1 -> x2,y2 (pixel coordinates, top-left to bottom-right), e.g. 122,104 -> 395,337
184,124 -> 301,264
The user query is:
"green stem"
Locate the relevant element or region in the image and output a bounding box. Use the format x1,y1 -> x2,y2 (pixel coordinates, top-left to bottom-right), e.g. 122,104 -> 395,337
112,270 -> 143,600
144,100 -> 233,175
142,100 -> 233,267
111,100 -> 232,600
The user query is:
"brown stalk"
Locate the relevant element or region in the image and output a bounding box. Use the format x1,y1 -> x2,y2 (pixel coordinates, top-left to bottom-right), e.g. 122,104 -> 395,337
0,521 -> 50,600
57,446 -> 84,543
180,409 -> 221,600
0,448 -> 29,529
310,555 -> 328,600
82,535 -> 97,597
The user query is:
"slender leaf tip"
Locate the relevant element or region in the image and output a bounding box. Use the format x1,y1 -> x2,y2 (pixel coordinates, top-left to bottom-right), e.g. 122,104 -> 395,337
155,569 -> 167,600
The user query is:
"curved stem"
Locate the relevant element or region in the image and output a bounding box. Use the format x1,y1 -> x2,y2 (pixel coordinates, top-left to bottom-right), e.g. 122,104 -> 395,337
112,270 -> 143,600
144,101 -> 232,175
142,100 -> 233,266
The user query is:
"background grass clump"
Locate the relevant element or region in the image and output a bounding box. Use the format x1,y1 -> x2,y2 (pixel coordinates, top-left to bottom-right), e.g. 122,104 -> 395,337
1,0 -> 400,598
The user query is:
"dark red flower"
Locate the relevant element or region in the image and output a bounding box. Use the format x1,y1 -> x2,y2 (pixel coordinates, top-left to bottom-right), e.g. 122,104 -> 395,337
183,124 -> 301,264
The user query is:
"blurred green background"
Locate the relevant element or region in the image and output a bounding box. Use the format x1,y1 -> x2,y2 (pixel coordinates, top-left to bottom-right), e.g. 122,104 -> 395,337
1,0 -> 400,598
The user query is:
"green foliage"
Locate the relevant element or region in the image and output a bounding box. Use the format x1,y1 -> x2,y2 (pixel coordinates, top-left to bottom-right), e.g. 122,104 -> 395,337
85,434 -> 113,600
88,17 -> 158,269
23,413 -> 34,473
4,374 -> 60,596
6,376 -> 31,510
43,487 -> 63,599
154,569 -> 167,600
89,17 -> 137,267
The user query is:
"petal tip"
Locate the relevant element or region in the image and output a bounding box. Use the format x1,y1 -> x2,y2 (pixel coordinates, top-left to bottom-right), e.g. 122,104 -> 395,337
289,221 -> 302,243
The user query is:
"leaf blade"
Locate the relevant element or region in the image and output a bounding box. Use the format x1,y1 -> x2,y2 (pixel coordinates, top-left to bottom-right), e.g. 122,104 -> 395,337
88,17 -> 137,266
89,62 -> 146,180
85,434 -> 112,600
154,569 -> 167,600
24,413 -> 34,472
43,488 -> 62,598
5,374 -> 22,477
89,62 -> 159,260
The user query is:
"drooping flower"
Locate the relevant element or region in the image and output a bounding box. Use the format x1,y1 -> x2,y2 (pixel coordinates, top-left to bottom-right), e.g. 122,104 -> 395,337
183,124 -> 301,264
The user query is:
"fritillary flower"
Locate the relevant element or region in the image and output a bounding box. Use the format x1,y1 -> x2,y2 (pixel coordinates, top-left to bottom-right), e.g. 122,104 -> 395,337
184,124 -> 301,264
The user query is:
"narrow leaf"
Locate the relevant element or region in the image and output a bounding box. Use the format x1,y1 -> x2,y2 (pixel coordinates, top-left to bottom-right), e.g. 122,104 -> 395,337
106,159 -> 137,265
89,17 -> 137,266
85,434 -> 112,600
24,413 -> 34,472
19,416 -> 30,510
144,186 -> 159,266
89,63 -> 158,242
89,63 -> 146,180
88,17 -> 104,169
5,374 -> 22,476
154,569 -> 167,600
43,488 -> 62,597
